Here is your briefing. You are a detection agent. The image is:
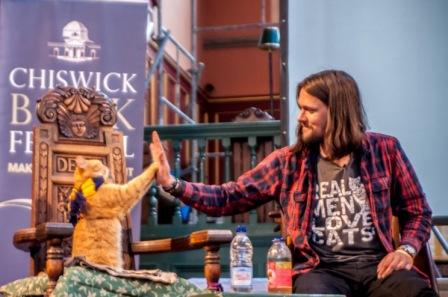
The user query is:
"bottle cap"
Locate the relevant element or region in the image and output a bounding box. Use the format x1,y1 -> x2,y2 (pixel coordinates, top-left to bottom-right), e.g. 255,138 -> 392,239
236,225 -> 247,233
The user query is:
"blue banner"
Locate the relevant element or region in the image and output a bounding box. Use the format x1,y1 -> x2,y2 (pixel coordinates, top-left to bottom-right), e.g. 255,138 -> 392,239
0,0 -> 148,240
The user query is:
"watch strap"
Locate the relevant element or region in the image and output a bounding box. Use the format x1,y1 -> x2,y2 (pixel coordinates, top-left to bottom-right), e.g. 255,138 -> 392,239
397,244 -> 417,258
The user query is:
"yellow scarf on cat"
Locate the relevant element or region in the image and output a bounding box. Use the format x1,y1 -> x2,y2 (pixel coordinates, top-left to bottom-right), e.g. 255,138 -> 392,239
68,176 -> 105,225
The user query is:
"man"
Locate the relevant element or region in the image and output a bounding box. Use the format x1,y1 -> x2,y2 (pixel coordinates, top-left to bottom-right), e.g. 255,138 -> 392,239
150,70 -> 436,296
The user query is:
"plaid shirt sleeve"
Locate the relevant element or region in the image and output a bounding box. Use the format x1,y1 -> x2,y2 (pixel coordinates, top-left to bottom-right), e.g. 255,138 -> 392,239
390,138 -> 432,252
175,148 -> 288,217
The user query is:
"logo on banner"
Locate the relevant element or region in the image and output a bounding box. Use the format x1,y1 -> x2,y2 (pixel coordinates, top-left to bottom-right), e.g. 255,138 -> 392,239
48,21 -> 101,62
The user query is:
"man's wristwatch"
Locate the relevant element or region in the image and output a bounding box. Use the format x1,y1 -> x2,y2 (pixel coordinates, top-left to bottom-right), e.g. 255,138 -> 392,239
162,176 -> 180,194
398,244 -> 417,258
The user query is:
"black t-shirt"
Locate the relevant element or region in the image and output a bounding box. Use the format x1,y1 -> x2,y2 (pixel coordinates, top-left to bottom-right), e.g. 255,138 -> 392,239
309,155 -> 386,263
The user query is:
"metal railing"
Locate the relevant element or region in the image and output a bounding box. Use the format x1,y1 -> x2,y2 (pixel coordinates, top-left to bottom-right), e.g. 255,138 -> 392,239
432,216 -> 448,255
147,3 -> 203,125
143,120 -> 282,227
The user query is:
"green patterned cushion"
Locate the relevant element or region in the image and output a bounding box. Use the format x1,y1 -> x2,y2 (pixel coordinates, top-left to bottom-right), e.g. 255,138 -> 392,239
0,267 -> 220,297
0,274 -> 47,297
52,266 -> 218,297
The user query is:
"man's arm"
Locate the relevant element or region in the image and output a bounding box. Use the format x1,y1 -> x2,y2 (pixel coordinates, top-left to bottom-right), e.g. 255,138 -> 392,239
176,150 -> 285,216
150,131 -> 285,217
391,138 -> 432,252
377,138 -> 432,279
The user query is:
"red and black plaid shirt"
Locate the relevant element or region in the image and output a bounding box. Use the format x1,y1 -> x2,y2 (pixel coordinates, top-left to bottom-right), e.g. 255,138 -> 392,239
177,132 -> 432,275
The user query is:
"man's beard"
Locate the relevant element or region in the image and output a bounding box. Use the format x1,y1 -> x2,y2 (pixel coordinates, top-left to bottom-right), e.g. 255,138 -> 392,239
298,125 -> 323,147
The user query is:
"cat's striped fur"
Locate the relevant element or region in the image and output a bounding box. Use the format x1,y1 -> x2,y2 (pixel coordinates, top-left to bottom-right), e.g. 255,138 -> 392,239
71,157 -> 158,269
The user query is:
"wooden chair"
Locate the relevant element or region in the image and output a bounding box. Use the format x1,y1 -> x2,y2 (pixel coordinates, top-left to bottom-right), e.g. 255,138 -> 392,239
12,86 -> 233,295
269,211 -> 440,294
391,216 -> 440,294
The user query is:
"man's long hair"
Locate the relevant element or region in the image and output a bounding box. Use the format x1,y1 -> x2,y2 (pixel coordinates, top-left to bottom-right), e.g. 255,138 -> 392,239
291,70 -> 368,158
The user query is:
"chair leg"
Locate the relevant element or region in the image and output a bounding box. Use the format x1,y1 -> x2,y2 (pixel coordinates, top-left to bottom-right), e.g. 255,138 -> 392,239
45,238 -> 64,296
204,245 -> 223,291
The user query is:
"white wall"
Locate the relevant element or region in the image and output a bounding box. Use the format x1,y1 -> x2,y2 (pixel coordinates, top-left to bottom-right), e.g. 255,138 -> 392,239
287,0 -> 448,214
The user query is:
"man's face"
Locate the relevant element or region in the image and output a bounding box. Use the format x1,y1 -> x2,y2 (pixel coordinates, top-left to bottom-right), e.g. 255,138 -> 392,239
297,89 -> 328,145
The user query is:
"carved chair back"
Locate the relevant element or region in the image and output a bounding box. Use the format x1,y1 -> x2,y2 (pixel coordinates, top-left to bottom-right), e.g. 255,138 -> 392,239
31,86 -> 134,274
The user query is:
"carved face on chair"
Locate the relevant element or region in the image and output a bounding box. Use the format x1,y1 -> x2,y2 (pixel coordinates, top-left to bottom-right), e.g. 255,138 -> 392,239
70,117 -> 87,137
57,105 -> 100,139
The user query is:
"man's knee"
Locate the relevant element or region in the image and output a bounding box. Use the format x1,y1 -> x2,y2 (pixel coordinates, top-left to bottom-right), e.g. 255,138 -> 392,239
369,270 -> 437,297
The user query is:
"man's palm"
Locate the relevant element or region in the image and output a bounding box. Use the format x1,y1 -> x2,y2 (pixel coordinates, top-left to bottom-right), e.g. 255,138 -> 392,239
150,131 -> 173,186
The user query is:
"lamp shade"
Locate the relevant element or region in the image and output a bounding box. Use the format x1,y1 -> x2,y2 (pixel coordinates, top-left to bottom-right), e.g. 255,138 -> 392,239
258,26 -> 280,51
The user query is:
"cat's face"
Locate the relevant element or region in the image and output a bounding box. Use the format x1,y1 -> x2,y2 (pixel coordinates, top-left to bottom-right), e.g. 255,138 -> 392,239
74,156 -> 110,185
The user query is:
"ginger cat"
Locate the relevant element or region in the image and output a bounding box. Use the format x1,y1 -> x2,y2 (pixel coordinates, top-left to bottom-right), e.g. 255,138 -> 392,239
69,156 -> 158,270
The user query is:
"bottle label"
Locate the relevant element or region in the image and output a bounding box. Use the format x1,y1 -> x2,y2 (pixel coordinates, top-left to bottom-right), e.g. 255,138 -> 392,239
267,261 -> 292,292
231,267 -> 252,286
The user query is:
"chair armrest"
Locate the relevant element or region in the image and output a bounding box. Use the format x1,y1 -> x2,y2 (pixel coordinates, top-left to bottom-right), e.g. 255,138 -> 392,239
133,229 -> 233,292
14,222 -> 73,295
13,222 -> 73,252
35,222 -> 73,241
131,229 -> 233,254
13,227 -> 37,252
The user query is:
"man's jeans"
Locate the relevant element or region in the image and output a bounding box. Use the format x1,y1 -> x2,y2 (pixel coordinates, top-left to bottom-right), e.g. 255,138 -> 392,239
294,260 -> 438,297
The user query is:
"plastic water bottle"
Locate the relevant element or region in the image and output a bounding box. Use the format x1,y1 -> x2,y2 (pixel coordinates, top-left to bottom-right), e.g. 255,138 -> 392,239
230,225 -> 253,292
267,237 -> 292,293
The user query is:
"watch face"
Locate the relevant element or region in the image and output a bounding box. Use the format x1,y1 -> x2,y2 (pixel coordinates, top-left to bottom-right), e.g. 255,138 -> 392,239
401,245 -> 416,256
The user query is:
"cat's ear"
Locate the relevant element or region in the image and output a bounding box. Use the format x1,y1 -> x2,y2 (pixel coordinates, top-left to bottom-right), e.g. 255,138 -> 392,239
76,156 -> 88,169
